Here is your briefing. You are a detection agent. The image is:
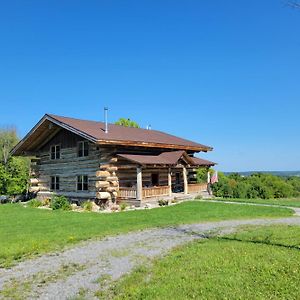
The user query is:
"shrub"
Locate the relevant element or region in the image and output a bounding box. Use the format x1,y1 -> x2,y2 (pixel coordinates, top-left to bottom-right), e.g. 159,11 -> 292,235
158,199 -> 169,206
50,195 -> 71,211
42,198 -> 51,206
120,203 -> 127,211
82,200 -> 93,212
27,199 -> 42,208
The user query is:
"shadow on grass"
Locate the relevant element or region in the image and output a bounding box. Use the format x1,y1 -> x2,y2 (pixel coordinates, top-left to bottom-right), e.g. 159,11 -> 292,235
218,236 -> 300,251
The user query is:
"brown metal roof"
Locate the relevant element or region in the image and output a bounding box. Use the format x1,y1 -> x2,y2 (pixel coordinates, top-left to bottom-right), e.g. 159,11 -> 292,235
12,114 -> 213,155
191,157 -> 216,167
117,151 -> 215,167
48,114 -> 212,151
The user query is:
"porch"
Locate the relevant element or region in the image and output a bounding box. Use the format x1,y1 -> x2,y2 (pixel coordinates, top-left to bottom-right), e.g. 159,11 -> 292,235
118,183 -> 208,200
116,151 -> 213,205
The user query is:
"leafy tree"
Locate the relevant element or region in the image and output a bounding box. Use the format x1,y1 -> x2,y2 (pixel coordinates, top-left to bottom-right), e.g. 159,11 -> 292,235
196,168 -> 213,183
0,127 -> 18,166
115,118 -> 140,128
0,128 -> 29,196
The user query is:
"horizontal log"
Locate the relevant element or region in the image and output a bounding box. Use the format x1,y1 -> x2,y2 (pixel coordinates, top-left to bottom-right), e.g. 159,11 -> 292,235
106,176 -> 118,182
96,192 -> 111,200
96,171 -> 110,178
30,178 -> 39,185
95,181 -> 110,188
99,164 -> 110,170
106,186 -> 118,192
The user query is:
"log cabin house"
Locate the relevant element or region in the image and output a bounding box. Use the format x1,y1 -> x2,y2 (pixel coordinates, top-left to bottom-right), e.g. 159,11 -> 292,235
12,114 -> 216,207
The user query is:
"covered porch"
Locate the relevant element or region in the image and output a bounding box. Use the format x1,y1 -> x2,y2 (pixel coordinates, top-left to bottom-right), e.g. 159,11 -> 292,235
116,151 -> 215,204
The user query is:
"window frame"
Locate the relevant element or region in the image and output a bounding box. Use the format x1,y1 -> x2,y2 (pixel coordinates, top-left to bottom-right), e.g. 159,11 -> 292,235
50,176 -> 60,191
78,141 -> 89,158
77,175 -> 89,191
50,144 -> 61,160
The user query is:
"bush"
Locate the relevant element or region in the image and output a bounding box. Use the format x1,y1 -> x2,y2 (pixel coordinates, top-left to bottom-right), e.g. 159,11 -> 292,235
42,198 -> 51,207
50,195 -> 71,211
120,203 -> 127,211
158,199 -> 169,206
82,200 -> 93,212
27,199 -> 42,208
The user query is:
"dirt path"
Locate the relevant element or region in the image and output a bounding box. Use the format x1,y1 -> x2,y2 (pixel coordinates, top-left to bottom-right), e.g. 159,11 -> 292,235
1,216 -> 300,300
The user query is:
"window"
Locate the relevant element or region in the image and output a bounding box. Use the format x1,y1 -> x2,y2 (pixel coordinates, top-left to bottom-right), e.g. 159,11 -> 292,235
50,176 -> 60,190
50,145 -> 60,160
77,175 -> 88,191
78,141 -> 89,157
151,173 -> 159,186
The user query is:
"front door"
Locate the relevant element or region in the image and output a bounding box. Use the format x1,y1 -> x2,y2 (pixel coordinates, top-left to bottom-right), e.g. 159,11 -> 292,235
173,172 -> 183,193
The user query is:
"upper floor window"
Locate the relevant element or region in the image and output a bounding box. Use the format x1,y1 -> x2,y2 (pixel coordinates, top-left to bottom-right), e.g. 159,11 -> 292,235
50,145 -> 60,160
50,176 -> 60,191
77,175 -> 88,191
78,141 -> 89,157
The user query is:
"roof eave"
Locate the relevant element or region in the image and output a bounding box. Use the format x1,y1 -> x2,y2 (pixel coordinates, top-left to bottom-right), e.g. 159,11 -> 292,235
11,114 -> 98,156
97,139 -> 212,152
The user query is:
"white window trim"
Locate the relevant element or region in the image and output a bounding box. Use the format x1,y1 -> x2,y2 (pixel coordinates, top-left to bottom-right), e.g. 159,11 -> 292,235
78,141 -> 89,157
77,175 -> 89,191
50,176 -> 60,191
50,144 -> 61,160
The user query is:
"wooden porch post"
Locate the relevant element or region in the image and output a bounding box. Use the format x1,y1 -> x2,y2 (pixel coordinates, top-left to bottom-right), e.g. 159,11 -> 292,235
183,166 -> 188,194
168,168 -> 172,196
136,166 -> 143,200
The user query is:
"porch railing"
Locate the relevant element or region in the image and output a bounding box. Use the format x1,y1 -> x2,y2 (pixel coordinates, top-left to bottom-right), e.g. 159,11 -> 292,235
143,186 -> 169,198
118,187 -> 137,199
188,183 -> 207,194
118,184 -> 207,199
118,186 -> 170,199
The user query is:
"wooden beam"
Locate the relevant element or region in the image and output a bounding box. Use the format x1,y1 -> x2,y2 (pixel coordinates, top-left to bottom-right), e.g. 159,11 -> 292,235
183,166 -> 188,195
168,168 -> 172,196
136,166 -> 143,200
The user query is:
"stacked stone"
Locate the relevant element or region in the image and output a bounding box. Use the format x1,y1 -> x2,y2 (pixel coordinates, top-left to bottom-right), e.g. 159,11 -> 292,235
95,157 -> 119,201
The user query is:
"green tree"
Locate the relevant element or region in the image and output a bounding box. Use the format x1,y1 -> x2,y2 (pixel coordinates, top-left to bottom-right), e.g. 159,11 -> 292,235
0,128 -> 29,196
0,127 -> 18,166
115,118 -> 140,128
196,168 -> 213,183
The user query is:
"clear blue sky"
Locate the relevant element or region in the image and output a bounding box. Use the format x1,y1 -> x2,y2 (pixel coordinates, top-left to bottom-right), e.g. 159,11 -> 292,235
1,1 -> 299,172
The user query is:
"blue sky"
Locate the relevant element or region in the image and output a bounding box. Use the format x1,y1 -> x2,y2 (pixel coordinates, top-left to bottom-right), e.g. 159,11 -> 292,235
0,1 -> 299,171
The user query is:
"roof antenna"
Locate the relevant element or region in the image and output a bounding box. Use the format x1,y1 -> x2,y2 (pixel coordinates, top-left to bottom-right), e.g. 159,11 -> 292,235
104,107 -> 108,133
147,124 -> 152,130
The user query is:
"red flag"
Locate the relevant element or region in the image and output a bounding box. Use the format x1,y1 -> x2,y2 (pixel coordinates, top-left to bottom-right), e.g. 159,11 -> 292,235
211,171 -> 218,184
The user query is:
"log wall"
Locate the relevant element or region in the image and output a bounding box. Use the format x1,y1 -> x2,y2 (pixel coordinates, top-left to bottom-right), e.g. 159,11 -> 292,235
28,130 -> 205,204
31,130 -> 102,201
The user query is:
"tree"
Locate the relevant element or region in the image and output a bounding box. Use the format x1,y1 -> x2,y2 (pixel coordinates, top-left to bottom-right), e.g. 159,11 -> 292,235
0,127 -> 18,167
115,118 -> 140,128
0,128 -> 29,196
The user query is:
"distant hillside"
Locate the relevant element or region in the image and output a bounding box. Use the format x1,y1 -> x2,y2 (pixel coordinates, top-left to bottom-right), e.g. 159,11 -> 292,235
224,171 -> 300,177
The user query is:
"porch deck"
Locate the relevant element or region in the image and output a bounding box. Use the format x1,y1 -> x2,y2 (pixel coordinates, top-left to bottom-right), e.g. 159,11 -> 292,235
118,183 -> 208,206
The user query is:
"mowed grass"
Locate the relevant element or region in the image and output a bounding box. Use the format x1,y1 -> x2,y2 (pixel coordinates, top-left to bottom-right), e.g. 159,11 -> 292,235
103,225 -> 300,300
0,201 -> 293,268
212,197 -> 300,207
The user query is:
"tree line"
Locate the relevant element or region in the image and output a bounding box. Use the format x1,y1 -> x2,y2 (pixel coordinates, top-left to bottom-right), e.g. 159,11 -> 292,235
198,170 -> 300,199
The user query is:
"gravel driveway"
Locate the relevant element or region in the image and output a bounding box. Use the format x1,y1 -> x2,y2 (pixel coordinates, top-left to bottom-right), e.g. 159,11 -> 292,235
1,213 -> 300,300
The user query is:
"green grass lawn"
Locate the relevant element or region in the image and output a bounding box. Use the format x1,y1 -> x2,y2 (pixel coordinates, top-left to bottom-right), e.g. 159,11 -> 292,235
0,201 -> 293,268
211,197 -> 300,207
102,224 -> 300,300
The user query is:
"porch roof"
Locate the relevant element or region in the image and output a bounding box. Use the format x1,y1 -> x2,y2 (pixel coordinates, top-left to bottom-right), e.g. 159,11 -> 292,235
117,151 -> 216,167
